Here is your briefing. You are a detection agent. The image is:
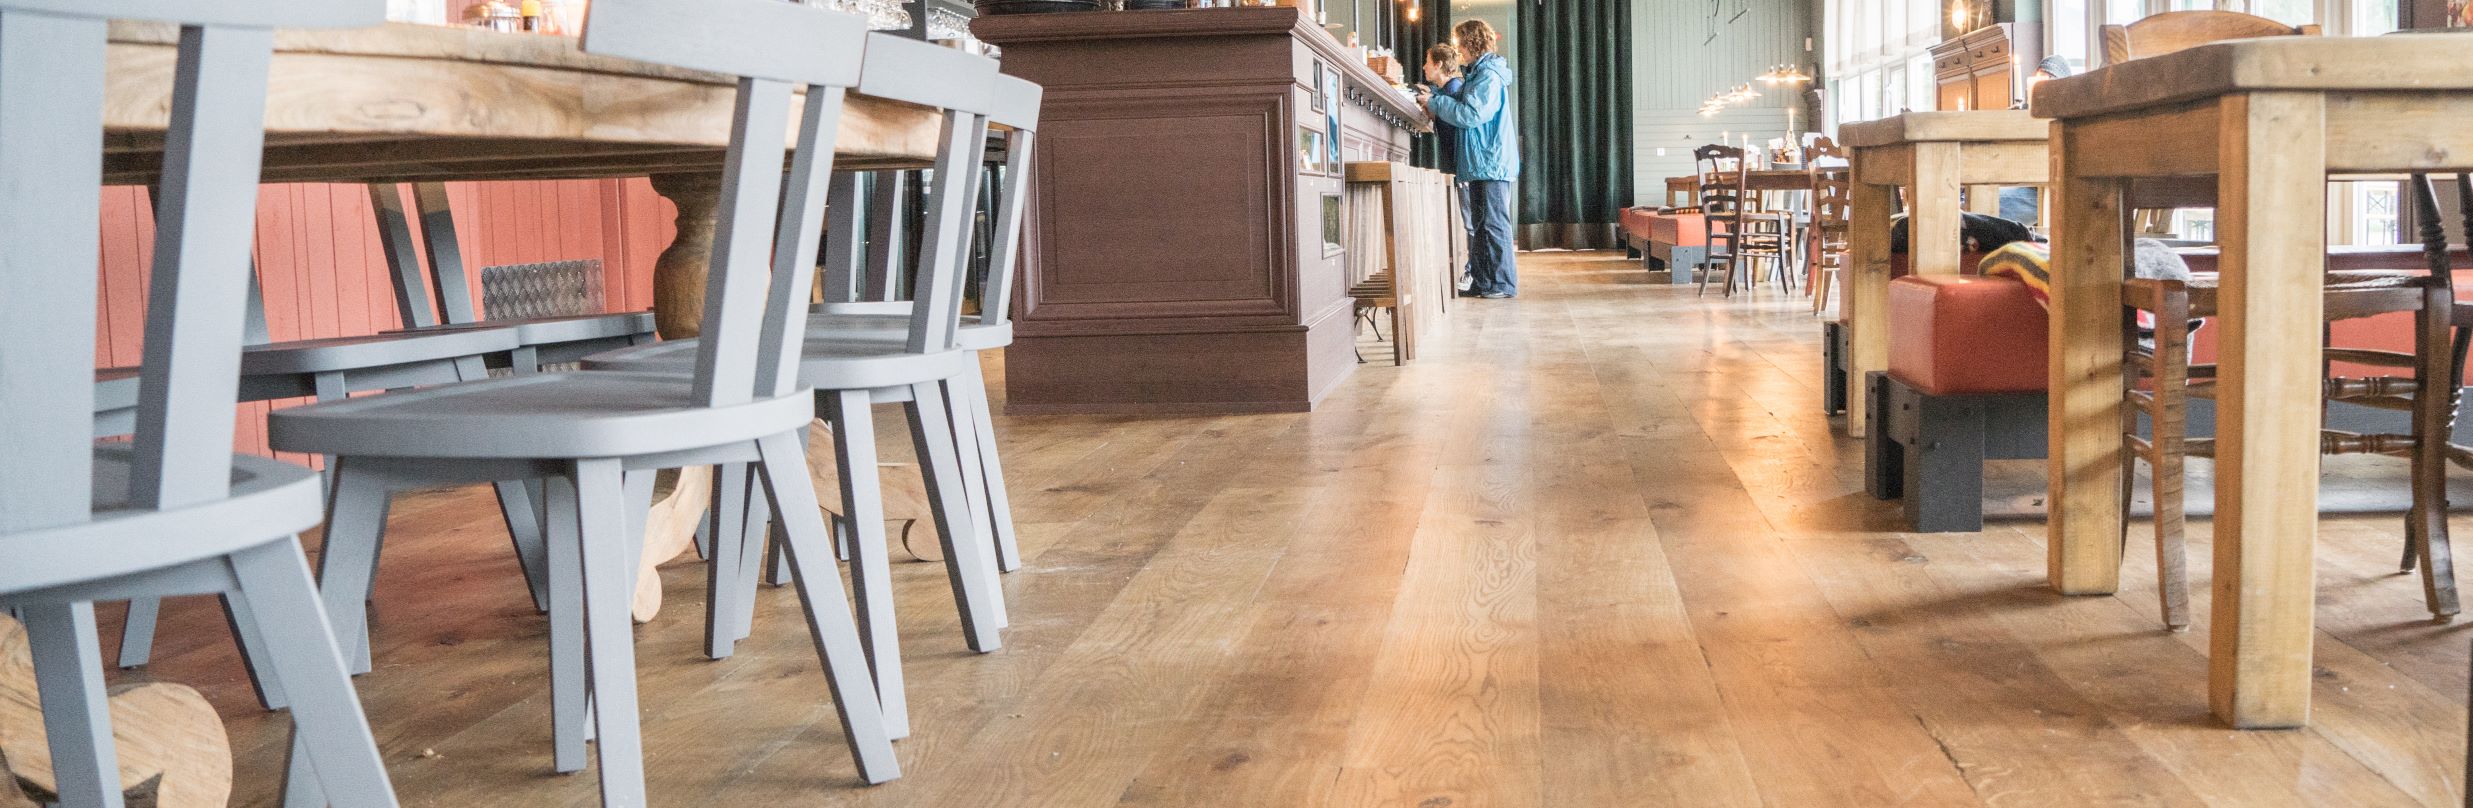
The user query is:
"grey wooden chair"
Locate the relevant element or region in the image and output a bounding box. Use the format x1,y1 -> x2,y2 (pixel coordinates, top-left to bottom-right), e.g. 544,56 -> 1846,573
267,0 -> 898,800
372,182 -> 659,373
800,72 -> 1041,578
585,36 -> 1011,740
0,1 -> 399,805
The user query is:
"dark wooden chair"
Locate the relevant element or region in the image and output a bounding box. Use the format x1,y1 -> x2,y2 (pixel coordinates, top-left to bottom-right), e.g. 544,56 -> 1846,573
1694,144 -> 1788,298
1807,137 -> 1851,315
2124,175 -> 2470,629
2099,10 -> 2320,66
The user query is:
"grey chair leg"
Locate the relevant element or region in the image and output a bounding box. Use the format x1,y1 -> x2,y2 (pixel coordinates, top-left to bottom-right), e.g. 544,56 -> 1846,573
23,602 -> 123,808
936,379 -> 1006,630
572,459 -> 649,806
492,479 -> 551,613
724,470 -> 770,643
221,589 -> 291,710
906,382 -> 1002,654
703,463 -> 755,660
959,369 -> 1022,573
452,354 -> 550,613
115,597 -> 159,668
828,389 -> 907,739
545,472 -> 590,774
237,540 -> 399,808
314,462 -> 394,677
752,431 -> 901,783
115,593 -> 289,711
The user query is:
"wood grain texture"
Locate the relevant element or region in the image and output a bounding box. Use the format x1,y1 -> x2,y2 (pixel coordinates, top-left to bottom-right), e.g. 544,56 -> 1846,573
2206,91 -> 2329,729
82,253 -> 2473,806
0,616 -> 230,807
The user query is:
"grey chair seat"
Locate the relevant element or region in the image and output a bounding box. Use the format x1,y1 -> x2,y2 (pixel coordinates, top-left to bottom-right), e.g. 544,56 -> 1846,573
267,372 -> 814,460
5,447 -> 321,595
241,327 -> 520,376
584,334 -> 980,390
804,311 -> 1012,352
387,311 -> 654,348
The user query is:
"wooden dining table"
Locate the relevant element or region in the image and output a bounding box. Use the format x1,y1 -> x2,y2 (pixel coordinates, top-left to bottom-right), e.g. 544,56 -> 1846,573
2036,33 -> 2473,729
102,20 -> 946,619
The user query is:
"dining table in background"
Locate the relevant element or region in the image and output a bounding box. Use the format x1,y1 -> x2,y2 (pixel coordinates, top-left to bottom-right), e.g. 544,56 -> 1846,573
102,20 -> 945,620
2035,33 -> 2473,729
1834,110 -> 2050,439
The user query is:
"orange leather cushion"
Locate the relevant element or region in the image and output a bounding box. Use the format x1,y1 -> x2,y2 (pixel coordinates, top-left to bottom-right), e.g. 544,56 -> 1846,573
1620,207 -> 1658,240
1647,212 -> 1707,247
1888,275 -> 2049,395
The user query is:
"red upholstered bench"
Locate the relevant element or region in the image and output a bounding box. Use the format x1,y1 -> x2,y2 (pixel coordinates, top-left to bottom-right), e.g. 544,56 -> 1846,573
1820,250 -> 1986,416
1621,207 -> 1709,284
1864,274 -> 2051,532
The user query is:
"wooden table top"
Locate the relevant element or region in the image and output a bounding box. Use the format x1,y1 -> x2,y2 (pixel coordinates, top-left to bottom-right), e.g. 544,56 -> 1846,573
2030,32 -> 2473,120
101,21 -> 944,184
1837,110 -> 2046,148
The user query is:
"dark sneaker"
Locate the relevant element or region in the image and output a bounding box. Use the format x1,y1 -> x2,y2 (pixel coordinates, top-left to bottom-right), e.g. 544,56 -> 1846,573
1458,288 -> 1485,297
1479,291 -> 1512,299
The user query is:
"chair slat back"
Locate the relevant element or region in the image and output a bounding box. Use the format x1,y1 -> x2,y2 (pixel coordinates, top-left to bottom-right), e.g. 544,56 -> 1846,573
2099,10 -> 2319,65
583,0 -> 865,408
976,74 -> 1043,330
1694,143 -> 1745,217
1807,139 -> 1851,233
0,11 -> 109,531
0,0 -> 378,530
852,34 -> 999,356
758,84 -> 849,398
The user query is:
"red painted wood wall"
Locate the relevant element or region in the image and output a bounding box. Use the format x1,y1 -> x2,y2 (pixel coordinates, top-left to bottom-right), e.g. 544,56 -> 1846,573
94,179 -> 676,465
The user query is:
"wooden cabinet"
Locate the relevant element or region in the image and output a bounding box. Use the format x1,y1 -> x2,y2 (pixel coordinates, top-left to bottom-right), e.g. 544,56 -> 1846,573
1929,23 -> 2041,111
973,8 -> 1428,414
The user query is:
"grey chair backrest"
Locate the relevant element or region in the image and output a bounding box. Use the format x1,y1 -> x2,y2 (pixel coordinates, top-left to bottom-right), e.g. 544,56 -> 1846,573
0,0 -> 382,534
850,34 -> 1000,357
976,73 -> 1042,333
581,0 -> 867,407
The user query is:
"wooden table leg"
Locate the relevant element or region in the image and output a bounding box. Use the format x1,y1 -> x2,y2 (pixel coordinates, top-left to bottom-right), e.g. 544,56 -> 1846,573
1911,143 -> 1964,278
1965,184 -> 2002,216
2047,119 -> 2130,597
649,172 -> 723,340
632,171 -> 727,621
2208,92 -> 2327,729
1845,178 -> 1896,438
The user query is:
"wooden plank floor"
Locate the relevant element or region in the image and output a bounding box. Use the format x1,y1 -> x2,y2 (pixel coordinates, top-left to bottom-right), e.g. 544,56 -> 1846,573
68,251 -> 2473,806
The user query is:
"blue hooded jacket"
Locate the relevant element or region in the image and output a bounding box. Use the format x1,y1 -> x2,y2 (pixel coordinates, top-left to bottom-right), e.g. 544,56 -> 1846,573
1426,52 -> 1518,182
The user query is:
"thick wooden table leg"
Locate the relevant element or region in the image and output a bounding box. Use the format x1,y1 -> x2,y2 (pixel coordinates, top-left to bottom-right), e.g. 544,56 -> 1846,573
2208,92 -> 2327,729
633,171 -> 727,621
1845,178 -> 1896,438
2047,122 -> 2127,596
1910,143 -> 1964,279
649,172 -> 723,340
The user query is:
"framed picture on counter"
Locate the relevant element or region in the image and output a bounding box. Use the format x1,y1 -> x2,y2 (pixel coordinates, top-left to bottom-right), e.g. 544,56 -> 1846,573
1319,67 -> 1342,170
1320,193 -> 1344,257
1309,62 -> 1327,113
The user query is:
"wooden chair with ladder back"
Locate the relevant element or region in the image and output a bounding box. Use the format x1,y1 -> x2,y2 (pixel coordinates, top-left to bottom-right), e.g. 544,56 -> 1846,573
1694,143 -> 1789,298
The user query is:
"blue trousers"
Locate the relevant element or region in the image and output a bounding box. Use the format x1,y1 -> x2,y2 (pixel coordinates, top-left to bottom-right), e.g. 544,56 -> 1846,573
1466,179 -> 1517,296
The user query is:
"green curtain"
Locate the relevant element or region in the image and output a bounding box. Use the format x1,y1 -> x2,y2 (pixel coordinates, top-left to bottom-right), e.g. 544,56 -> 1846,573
1397,0 -> 1452,172
1514,0 -> 1632,248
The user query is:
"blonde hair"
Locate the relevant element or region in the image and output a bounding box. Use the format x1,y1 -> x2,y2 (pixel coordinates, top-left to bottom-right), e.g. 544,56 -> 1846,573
1425,43 -> 1460,76
1453,20 -> 1497,57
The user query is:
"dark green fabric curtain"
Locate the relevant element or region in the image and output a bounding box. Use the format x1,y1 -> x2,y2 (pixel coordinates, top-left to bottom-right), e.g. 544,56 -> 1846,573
1397,0 -> 1452,172
1515,0 -> 1632,248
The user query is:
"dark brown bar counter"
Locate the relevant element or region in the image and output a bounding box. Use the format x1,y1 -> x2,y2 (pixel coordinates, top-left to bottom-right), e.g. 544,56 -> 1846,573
975,7 -> 1428,414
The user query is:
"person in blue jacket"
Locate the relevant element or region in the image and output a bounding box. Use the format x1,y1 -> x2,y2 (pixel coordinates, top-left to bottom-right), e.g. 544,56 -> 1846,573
1418,19 -> 1519,299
